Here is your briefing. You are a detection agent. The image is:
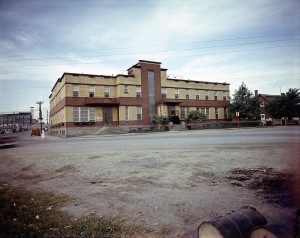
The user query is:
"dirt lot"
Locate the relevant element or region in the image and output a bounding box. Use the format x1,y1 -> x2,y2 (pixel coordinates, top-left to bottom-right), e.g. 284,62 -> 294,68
0,126 -> 299,237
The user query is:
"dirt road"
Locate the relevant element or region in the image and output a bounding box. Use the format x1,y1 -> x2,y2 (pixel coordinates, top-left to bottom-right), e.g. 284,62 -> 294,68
0,126 -> 299,237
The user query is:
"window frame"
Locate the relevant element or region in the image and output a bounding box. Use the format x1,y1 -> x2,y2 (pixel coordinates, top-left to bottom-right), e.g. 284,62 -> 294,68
137,106 -> 142,120
104,86 -> 109,98
136,86 -> 141,98
161,87 -> 167,99
73,84 -> 79,97
89,85 -> 95,98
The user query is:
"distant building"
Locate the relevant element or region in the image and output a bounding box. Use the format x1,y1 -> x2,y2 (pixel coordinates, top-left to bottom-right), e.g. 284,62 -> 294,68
0,112 -> 32,132
50,60 -> 230,137
255,90 -> 280,121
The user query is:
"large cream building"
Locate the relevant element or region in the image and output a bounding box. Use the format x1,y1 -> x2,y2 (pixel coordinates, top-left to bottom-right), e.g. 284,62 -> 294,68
50,60 -> 230,137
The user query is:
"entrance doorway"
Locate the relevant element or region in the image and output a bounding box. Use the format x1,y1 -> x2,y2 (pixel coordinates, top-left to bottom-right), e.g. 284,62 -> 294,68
103,107 -> 113,125
168,106 -> 180,124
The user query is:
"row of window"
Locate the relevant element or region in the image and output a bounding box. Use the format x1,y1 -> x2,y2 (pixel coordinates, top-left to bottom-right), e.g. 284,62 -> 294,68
73,106 -> 142,122
180,107 -> 228,119
162,88 -> 228,100
73,84 -> 228,100
73,85 -> 141,98
72,106 -> 228,122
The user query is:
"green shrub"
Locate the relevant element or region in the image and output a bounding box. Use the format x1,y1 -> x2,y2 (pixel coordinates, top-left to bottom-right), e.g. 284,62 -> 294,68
185,111 -> 206,122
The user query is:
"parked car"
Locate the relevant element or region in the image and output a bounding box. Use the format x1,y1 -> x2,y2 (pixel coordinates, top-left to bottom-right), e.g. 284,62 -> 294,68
0,134 -> 19,148
31,128 -> 41,136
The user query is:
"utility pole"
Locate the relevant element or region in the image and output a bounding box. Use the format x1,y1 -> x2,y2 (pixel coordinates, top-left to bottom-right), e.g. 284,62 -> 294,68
36,101 -> 44,132
46,110 -> 49,125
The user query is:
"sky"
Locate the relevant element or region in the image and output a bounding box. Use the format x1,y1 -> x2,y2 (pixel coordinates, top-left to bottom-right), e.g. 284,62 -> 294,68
0,0 -> 299,119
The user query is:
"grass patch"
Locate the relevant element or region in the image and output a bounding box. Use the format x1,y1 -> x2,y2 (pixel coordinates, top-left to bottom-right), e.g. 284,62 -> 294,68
0,183 -> 132,237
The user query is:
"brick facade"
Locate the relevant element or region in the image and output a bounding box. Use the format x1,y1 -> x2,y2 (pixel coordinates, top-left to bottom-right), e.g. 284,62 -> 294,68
50,60 -> 230,137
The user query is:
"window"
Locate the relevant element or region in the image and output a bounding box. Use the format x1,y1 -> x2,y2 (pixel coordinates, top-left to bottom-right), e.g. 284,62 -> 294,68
73,84 -> 79,97
185,89 -> 189,99
89,85 -> 95,97
161,88 -> 167,99
260,102 -> 265,107
89,107 -> 95,121
80,107 -> 88,122
224,108 -> 228,119
214,91 -> 218,100
175,88 -> 179,99
215,108 -> 219,119
205,90 -> 209,100
137,106 -> 142,120
73,107 -> 95,122
223,91 -> 227,101
195,90 -> 200,100
205,108 -> 209,119
136,86 -> 141,97
104,86 -> 109,98
125,106 -> 129,121
73,107 -> 79,122
148,70 -> 155,117
124,85 -> 128,93
180,107 -> 190,119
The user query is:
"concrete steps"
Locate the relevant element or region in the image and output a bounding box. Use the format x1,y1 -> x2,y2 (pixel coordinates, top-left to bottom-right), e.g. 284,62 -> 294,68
171,124 -> 187,131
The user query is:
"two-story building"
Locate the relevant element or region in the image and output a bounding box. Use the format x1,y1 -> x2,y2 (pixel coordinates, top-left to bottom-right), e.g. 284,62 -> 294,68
255,90 -> 280,121
49,60 -> 230,137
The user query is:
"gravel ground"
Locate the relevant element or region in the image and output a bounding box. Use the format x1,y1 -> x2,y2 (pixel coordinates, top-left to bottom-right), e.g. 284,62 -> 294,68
0,126 -> 299,237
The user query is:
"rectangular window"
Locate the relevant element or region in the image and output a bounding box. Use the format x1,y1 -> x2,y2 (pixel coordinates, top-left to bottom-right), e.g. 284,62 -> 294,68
215,108 -> 219,119
214,91 -> 218,100
185,89 -> 189,99
125,106 -> 129,121
89,107 -> 95,121
180,107 -> 185,119
195,90 -> 200,100
175,88 -> 179,99
223,91 -> 227,101
104,86 -> 109,98
136,86 -> 141,97
205,90 -> 209,100
124,85 -> 128,93
161,87 -> 167,99
73,107 -> 79,122
73,84 -> 79,97
205,108 -> 209,119
180,107 -> 189,119
137,106 -> 142,120
224,107 -> 227,119
80,107 -> 88,122
73,107 -> 94,122
89,85 -> 95,97
148,70 -> 155,117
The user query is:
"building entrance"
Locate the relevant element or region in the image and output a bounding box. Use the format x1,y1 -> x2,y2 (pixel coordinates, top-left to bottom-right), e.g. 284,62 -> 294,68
103,107 -> 113,125
168,106 -> 180,124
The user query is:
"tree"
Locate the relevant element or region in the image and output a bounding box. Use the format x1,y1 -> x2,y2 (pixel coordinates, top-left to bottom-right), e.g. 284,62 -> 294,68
267,88 -> 300,119
229,82 -> 260,120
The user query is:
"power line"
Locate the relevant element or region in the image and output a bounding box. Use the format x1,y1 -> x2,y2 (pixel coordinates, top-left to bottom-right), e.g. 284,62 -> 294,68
0,43 -> 298,69
0,38 -> 297,63
2,33 -> 298,59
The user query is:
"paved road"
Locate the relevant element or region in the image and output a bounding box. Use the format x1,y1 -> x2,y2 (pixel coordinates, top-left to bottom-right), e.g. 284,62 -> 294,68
1,126 -> 299,237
